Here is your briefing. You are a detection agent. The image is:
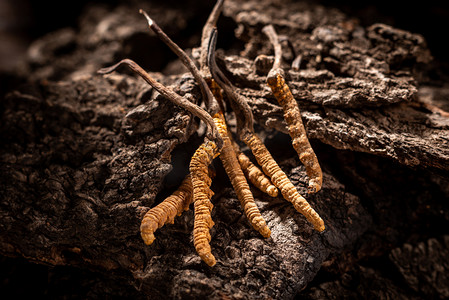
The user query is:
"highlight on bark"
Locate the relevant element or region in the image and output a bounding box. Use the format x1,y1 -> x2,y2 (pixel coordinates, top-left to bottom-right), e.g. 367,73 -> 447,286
140,174 -> 194,245
214,112 -> 271,238
262,24 -> 323,194
242,133 -> 325,232
190,140 -> 219,266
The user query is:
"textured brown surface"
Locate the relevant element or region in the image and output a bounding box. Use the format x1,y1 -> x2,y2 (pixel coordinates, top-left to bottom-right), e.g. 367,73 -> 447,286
1,0 -> 449,299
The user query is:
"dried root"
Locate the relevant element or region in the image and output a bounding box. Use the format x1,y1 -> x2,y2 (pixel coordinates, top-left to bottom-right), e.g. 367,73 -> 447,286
214,112 -> 271,238
190,140 -> 219,266
242,132 -> 325,232
140,174 -> 194,245
263,25 -> 323,194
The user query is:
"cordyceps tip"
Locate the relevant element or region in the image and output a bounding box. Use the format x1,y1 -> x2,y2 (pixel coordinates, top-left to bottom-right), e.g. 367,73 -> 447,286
141,232 -> 155,245
315,220 -> 326,232
261,227 -> 271,239
267,185 -> 279,198
200,252 -> 216,267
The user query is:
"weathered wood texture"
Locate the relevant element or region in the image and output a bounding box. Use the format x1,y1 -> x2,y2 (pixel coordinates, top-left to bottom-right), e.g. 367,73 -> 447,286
1,0 -> 448,299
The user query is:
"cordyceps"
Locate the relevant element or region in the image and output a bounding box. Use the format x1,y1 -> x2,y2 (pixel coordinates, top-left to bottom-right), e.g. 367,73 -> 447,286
207,26 -> 325,232
140,174 -> 194,245
190,140 -> 219,266
99,0 -> 327,267
263,25 -> 323,194
214,112 -> 271,238
209,77 -> 278,200
98,57 -> 223,267
234,145 -> 278,198
242,133 -> 325,232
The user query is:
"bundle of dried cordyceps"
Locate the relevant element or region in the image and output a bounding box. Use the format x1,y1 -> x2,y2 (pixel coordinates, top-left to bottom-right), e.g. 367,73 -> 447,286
99,0 -> 324,266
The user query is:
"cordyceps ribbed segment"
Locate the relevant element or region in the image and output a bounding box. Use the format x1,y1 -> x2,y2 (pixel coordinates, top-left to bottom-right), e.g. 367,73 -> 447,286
190,140 -> 218,266
236,150 -> 278,198
140,174 -> 194,245
267,72 -> 323,194
242,133 -> 325,232
213,112 -> 271,238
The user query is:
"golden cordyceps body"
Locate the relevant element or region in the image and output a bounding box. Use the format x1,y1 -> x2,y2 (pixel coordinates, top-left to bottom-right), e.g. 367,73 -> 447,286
190,140 -> 218,266
140,174 -> 194,245
214,112 -> 271,238
267,72 -> 323,194
207,76 -> 278,200
262,23 -> 323,194
242,133 -> 325,232
236,149 -> 278,198
101,0 -> 328,268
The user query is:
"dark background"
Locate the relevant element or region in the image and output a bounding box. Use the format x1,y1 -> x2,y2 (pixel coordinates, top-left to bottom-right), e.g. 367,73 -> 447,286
2,0 -> 449,72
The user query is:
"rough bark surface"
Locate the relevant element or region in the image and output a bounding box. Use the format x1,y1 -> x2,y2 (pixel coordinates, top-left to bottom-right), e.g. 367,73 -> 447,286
1,0 -> 448,299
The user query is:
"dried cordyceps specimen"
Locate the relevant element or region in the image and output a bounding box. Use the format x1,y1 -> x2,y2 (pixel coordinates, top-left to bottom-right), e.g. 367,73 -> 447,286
190,140 -> 219,266
207,28 -> 325,232
99,0 -> 326,266
98,58 -> 223,266
234,146 -> 278,198
242,133 -> 325,232
140,174 -> 194,245
208,70 -> 278,199
263,24 -> 323,194
214,112 -> 271,238
141,7 -> 226,266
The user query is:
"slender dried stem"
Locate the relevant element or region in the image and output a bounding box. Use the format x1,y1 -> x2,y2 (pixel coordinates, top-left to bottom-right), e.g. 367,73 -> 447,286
98,59 -> 222,149
140,9 -> 219,115
207,28 -> 254,136
200,0 -> 224,76
262,25 -> 283,76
